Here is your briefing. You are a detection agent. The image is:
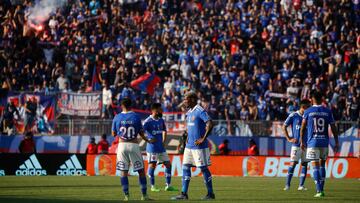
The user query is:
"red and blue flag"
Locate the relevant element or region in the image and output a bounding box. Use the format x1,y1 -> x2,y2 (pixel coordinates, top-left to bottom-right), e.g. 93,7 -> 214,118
91,65 -> 102,91
130,73 -> 161,95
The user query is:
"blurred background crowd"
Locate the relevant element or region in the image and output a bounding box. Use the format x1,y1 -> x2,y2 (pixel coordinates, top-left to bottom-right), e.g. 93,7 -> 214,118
0,0 -> 359,121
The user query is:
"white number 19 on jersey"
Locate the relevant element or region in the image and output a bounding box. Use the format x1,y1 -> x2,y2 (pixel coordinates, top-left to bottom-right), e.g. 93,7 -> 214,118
313,118 -> 325,133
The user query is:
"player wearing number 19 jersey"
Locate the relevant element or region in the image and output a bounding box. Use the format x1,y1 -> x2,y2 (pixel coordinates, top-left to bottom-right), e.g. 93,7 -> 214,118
300,91 -> 339,198
112,98 -> 154,201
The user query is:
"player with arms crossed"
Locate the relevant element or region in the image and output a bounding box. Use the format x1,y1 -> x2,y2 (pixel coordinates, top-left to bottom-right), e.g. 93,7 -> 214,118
112,98 -> 155,201
173,92 -> 215,200
300,91 -> 339,198
144,103 -> 178,192
283,99 -> 311,191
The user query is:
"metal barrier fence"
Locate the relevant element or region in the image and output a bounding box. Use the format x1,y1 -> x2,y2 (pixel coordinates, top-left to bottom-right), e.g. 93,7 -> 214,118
54,120 -> 358,137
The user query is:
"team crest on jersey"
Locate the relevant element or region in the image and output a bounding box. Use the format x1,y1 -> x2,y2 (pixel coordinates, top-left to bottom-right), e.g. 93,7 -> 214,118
191,116 -> 195,121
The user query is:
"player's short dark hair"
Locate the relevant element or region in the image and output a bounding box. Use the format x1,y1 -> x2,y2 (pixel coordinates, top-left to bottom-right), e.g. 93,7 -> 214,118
300,99 -> 311,108
311,91 -> 322,103
151,103 -> 162,110
121,98 -> 132,109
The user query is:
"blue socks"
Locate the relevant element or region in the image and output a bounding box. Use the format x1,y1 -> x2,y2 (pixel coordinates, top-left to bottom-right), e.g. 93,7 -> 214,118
285,165 -> 295,187
139,172 -> 147,195
299,163 -> 308,187
182,165 -> 213,195
138,169 -> 147,195
148,167 -> 155,186
148,164 -> 172,187
148,163 -> 172,187
313,165 -> 322,192
201,166 -> 214,194
182,165 -> 191,194
319,166 -> 326,191
120,176 -> 129,195
165,165 -> 172,186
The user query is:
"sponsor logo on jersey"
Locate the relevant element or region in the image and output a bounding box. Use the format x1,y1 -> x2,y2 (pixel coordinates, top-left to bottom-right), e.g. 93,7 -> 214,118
151,130 -> 163,135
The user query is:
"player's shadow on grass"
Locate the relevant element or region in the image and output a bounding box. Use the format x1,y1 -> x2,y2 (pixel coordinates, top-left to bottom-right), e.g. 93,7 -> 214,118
0,197 -> 215,203
0,198 -> 117,203
0,184 -> 117,189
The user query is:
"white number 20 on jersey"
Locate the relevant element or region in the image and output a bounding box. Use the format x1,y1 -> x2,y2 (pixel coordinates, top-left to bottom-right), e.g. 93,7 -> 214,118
120,126 -> 136,139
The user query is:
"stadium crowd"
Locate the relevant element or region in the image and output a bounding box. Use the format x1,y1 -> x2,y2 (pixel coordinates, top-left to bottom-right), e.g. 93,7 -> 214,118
0,0 -> 359,122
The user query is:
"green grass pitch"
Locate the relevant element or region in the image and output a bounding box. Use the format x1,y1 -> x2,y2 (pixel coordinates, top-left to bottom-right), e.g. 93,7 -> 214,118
0,176 -> 359,203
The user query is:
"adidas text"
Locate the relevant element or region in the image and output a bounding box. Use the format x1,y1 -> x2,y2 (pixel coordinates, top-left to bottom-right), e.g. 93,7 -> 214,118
16,154 -> 47,176
56,155 -> 87,176
16,169 -> 47,176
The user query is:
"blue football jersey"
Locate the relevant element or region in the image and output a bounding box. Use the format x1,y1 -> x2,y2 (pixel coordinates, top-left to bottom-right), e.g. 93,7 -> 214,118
284,111 -> 305,147
111,112 -> 143,140
143,116 -> 166,153
303,105 -> 335,148
186,105 -> 211,149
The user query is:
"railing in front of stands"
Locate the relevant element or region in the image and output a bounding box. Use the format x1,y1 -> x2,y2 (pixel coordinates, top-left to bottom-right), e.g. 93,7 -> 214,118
54,120 -> 358,137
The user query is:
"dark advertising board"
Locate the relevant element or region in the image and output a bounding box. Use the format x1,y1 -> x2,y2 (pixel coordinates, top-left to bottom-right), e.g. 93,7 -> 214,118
0,154 -> 86,176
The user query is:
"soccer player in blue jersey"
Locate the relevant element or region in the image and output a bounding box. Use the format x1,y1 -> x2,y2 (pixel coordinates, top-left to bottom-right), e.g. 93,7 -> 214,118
144,103 -> 178,192
112,98 -> 155,201
173,92 -> 215,200
283,99 -> 311,191
300,91 -> 339,198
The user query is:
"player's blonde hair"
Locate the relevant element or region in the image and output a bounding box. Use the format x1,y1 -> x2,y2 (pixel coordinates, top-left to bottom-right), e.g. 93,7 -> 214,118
185,91 -> 197,100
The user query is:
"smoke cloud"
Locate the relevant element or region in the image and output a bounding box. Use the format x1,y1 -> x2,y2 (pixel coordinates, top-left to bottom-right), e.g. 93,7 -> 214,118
27,0 -> 67,24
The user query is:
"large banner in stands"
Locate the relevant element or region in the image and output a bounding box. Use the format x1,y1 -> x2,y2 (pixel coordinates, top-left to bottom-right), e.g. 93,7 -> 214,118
86,154 -> 360,178
0,153 -> 86,176
57,92 -> 102,116
0,92 -> 56,134
0,135 -> 359,157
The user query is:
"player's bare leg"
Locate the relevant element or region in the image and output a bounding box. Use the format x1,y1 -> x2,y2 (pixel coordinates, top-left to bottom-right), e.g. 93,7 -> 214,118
120,171 -> 130,201
148,162 -> 160,192
164,161 -> 178,191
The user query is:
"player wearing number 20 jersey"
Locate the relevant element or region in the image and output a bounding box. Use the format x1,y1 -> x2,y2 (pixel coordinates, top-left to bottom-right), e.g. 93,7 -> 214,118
112,112 -> 143,141
111,98 -> 153,201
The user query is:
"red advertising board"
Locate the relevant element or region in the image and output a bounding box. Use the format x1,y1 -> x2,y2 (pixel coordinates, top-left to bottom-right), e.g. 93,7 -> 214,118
87,155 -> 360,178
